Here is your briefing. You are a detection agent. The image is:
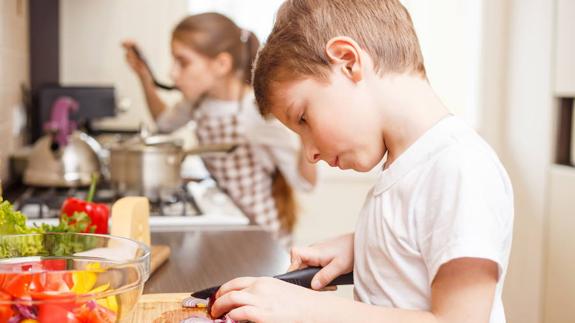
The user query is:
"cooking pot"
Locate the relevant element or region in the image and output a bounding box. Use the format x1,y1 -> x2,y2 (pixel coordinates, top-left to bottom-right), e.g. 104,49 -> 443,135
24,131 -> 102,187
108,135 -> 236,200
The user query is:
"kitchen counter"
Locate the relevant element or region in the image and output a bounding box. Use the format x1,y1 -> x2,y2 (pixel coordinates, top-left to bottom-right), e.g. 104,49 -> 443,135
144,228 -> 290,294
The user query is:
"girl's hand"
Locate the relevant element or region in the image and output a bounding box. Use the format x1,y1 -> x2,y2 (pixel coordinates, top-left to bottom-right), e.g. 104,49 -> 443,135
211,277 -> 325,322
121,40 -> 152,82
288,233 -> 354,290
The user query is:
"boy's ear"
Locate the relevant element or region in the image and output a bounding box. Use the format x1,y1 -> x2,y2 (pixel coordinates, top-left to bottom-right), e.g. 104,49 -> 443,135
325,36 -> 363,83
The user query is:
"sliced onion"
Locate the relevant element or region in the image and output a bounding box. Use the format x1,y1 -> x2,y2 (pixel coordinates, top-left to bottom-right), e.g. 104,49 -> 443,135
180,316 -> 214,323
182,296 -> 208,308
180,314 -> 236,323
14,303 -> 38,319
87,300 -> 97,310
8,314 -> 22,323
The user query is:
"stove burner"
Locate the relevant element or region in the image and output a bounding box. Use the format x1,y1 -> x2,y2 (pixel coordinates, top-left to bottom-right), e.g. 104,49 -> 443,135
13,184 -> 201,220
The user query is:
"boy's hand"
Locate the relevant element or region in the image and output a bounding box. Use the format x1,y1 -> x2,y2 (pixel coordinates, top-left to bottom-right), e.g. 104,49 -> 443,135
211,276 -> 325,322
288,233 -> 354,290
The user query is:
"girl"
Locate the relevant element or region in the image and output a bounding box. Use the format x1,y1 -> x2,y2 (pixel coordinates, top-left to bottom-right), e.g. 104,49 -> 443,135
122,13 -> 316,244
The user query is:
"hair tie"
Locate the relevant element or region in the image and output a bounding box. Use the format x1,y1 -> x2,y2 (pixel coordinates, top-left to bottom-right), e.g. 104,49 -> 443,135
240,29 -> 250,43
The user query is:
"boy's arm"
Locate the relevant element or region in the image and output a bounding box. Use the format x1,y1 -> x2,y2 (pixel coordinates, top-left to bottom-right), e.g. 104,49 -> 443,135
212,257 -> 498,323
326,257 -> 498,323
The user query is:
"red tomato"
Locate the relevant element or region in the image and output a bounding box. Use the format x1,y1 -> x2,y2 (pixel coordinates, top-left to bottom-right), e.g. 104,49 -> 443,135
2,274 -> 32,298
75,303 -> 116,323
28,271 -> 73,294
30,291 -> 76,307
0,291 -> 14,323
38,303 -> 80,323
64,273 -> 74,289
42,259 -> 67,271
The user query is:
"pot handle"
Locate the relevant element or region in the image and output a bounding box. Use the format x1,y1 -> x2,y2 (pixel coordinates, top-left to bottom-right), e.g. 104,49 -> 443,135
180,144 -> 238,162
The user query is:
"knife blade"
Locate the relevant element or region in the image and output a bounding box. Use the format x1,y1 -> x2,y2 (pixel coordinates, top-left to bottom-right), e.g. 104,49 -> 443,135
190,267 -> 354,300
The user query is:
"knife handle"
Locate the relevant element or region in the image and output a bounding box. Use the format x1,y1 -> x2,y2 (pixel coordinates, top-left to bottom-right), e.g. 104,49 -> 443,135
273,267 -> 354,288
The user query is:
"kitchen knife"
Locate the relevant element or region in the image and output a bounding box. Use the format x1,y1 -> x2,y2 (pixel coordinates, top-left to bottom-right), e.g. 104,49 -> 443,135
190,267 -> 354,299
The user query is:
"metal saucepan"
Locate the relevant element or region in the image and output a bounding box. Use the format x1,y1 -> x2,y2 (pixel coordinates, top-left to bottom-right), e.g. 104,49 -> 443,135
107,135 -> 236,201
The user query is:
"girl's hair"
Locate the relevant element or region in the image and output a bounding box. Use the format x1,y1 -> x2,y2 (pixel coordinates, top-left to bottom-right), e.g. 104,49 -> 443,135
172,12 -> 260,84
173,13 -> 298,234
272,171 -> 298,234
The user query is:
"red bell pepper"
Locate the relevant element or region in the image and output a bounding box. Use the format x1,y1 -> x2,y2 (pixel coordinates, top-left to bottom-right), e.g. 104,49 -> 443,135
61,175 -> 109,234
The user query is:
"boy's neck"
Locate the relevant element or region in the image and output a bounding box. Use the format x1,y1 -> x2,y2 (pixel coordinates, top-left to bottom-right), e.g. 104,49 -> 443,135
374,73 -> 450,168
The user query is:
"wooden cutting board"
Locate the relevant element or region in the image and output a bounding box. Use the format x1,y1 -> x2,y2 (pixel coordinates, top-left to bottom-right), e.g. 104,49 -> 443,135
110,197 -> 170,275
125,293 -> 208,323
150,245 -> 171,274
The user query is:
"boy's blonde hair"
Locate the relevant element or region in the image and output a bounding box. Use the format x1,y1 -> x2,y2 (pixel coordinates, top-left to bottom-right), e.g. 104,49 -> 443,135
253,0 -> 426,115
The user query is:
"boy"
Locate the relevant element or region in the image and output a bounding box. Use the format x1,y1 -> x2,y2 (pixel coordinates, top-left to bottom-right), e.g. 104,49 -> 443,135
210,0 -> 514,322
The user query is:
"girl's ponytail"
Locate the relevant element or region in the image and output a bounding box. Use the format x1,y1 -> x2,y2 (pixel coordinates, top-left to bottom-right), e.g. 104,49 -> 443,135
240,29 -> 260,85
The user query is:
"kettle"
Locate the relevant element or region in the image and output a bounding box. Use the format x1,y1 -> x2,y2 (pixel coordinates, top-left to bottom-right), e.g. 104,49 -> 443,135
24,97 -> 102,187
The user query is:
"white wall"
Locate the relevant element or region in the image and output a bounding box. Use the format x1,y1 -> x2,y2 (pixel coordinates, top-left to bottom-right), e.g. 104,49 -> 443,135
479,0 -> 554,322
187,0 -> 285,42
403,0 -> 483,127
60,0 -> 188,130
0,0 -> 28,185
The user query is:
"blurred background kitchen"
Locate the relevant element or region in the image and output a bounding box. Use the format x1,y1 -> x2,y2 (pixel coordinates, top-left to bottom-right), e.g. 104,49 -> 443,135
0,0 -> 574,322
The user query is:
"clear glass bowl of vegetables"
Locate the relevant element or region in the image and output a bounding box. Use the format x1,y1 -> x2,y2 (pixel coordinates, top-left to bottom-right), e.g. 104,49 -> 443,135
0,232 -> 151,323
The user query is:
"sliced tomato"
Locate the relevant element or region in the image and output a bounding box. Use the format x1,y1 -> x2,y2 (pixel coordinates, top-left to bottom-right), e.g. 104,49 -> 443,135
75,303 -> 116,323
30,291 -> 76,308
64,273 -> 74,289
38,303 -> 80,323
45,273 -> 72,292
0,306 -> 14,323
28,271 -> 74,294
41,259 -> 67,271
0,291 -> 14,323
2,274 -> 32,298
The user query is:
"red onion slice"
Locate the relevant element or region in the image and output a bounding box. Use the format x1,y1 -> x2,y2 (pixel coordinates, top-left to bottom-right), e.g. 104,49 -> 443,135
180,316 -> 214,323
182,296 -> 209,308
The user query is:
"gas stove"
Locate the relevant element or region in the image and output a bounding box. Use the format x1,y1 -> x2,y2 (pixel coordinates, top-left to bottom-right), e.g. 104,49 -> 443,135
9,179 -> 249,231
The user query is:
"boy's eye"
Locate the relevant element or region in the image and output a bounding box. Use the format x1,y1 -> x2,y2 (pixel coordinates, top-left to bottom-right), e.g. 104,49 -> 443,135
176,58 -> 189,68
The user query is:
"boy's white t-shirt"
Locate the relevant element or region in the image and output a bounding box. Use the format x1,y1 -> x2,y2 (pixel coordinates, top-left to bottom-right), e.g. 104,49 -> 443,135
353,116 -> 514,323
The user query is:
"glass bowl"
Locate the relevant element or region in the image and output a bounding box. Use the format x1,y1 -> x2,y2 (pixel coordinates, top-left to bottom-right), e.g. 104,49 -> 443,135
0,233 -> 151,322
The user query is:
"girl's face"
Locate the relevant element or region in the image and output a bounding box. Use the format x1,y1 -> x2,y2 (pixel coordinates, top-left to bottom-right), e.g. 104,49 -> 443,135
170,40 -> 222,102
271,70 -> 386,172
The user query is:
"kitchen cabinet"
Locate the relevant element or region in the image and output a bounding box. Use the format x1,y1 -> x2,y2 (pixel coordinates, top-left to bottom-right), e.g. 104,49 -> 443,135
544,165 -> 575,323
554,0 -> 575,96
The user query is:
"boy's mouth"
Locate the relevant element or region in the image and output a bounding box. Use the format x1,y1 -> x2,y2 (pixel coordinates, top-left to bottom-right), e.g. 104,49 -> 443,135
328,156 -> 339,167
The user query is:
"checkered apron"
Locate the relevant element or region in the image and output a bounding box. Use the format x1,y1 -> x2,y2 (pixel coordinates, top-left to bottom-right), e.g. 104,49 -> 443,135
193,102 -> 291,244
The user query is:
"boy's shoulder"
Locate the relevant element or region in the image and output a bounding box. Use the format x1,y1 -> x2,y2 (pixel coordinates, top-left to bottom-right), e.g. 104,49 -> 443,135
421,130 -> 512,198
374,116 -> 511,196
